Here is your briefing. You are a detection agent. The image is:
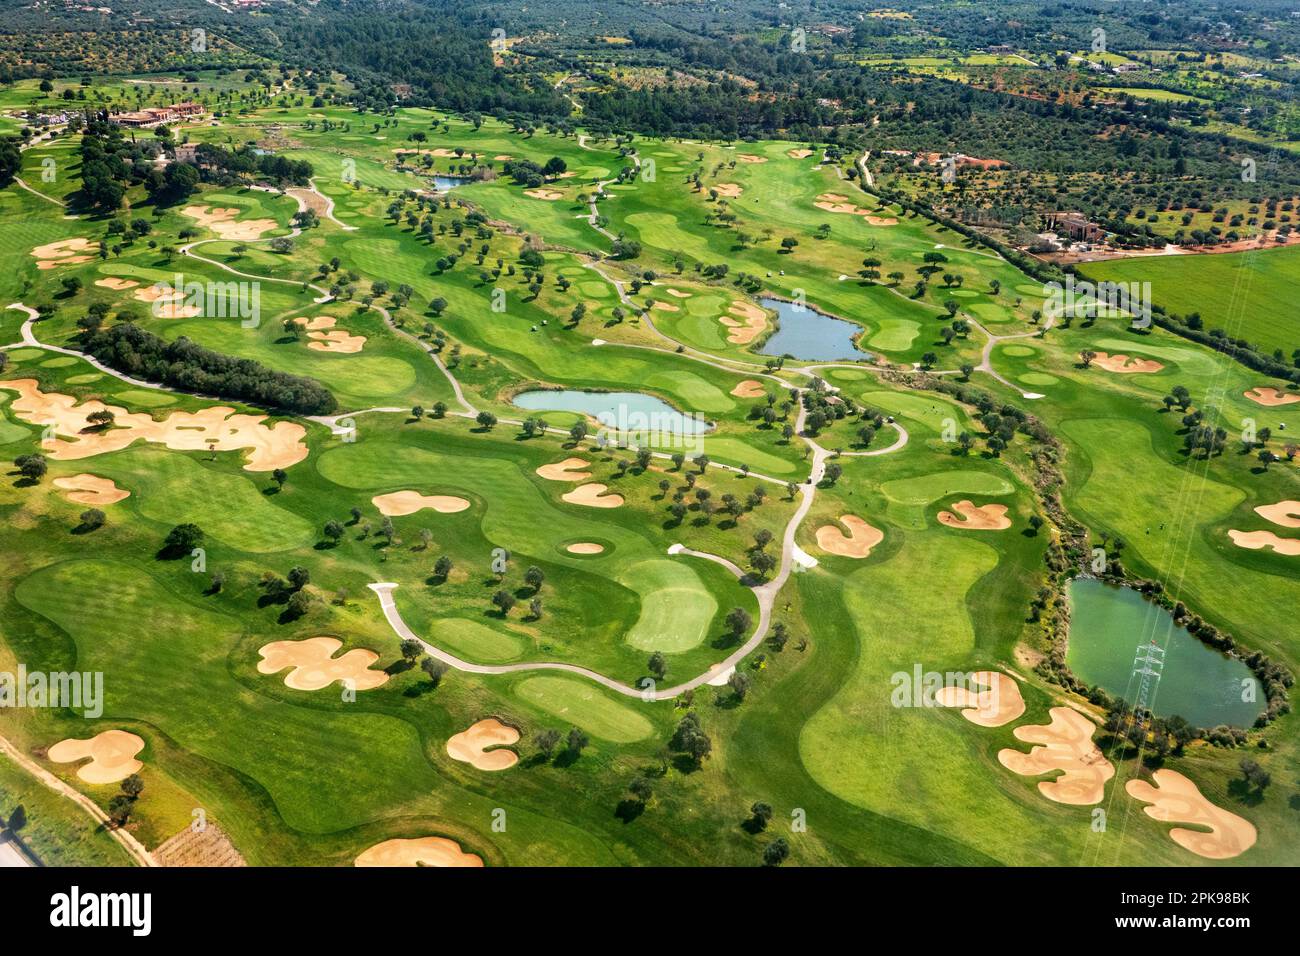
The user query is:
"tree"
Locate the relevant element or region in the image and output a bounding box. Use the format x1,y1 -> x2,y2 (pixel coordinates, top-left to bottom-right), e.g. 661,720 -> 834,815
420,656 -> 449,688
492,589 -> 516,615
628,777 -> 653,805
120,774 -> 144,799
324,519 -> 344,543
567,727 -> 590,756
648,651 -> 667,680
763,838 -> 790,867
1240,759 -> 1271,792
535,729 -> 562,759
400,639 -> 423,663
434,555 -> 453,579
288,566 -> 310,590
163,523 -> 203,554
475,411 -> 497,430
79,508 -> 106,531
728,670 -> 753,701
823,462 -> 842,485
726,607 -> 752,641
524,565 -> 545,592
272,468 -> 288,489
749,801 -> 773,831
107,794 -> 133,827
14,454 -> 47,483
285,589 -> 313,619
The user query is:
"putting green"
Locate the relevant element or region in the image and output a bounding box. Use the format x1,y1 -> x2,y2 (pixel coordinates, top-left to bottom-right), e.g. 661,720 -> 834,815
618,559 -> 717,652
513,675 -> 654,742
868,319 -> 922,351
880,470 -> 1013,505
1018,372 -> 1059,386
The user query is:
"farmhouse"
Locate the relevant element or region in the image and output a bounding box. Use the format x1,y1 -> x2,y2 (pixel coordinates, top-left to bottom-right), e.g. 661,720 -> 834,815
1043,211 -> 1105,243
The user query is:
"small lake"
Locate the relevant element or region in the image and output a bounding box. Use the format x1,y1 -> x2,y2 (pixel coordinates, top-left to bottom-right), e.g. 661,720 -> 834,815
433,175 -> 467,191
513,389 -> 711,436
1066,578 -> 1262,728
757,297 -> 872,362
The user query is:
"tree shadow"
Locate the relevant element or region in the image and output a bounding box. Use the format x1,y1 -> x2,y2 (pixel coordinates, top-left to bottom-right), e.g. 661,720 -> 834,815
614,800 -> 645,824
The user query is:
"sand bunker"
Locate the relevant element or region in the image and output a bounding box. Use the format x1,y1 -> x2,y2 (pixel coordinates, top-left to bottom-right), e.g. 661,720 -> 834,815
31,237 -> 96,269
813,193 -> 898,224
721,300 -> 767,345
129,283 -> 203,317
307,329 -> 367,353
94,277 -> 139,291
1228,529 -> 1300,556
566,542 -> 605,554
181,205 -> 278,242
562,483 -> 624,508
493,154 -> 513,161
524,188 -> 564,201
651,300 -> 680,312
0,379 -> 308,473
935,671 -> 1026,727
47,730 -> 145,785
446,718 -> 519,771
257,636 -> 389,692
665,288 -> 691,299
730,380 -> 767,398
736,154 -> 767,164
52,473 -> 130,505
937,500 -> 1011,531
1255,500 -> 1300,528
1091,352 -> 1163,374
293,316 -> 336,331
536,457 -> 593,481
1244,386 -> 1300,407
713,183 -> 743,198
371,491 -> 470,516
1126,769 -> 1257,859
998,707 -> 1114,805
815,514 -> 884,558
355,837 -> 483,868
788,148 -> 814,159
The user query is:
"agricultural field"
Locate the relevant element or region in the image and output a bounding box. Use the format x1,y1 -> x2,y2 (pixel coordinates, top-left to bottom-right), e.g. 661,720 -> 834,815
0,1 -> 1297,891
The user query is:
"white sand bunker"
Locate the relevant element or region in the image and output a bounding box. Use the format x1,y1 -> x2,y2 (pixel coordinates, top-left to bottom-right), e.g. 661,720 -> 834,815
307,329 -> 367,353
48,730 -> 145,785
446,718 -> 519,771
812,193 -> 898,224
665,288 -> 692,299
736,154 -> 767,164
257,636 -> 389,692
1244,386 -> 1300,407
566,542 -> 605,554
562,483 -> 624,508
31,237 -> 96,269
935,671 -> 1026,727
788,148 -> 814,159
721,300 -> 767,344
938,500 -> 1011,531
0,379 -> 308,472
651,300 -> 680,312
1091,351 -> 1163,374
94,277 -> 139,291
536,457 -> 593,481
1228,529 -> 1300,556
815,514 -> 884,558
356,836 -> 483,867
181,205 -> 278,241
524,188 -> 564,201
293,316 -> 336,331
130,284 -> 202,318
997,707 -> 1114,805
372,491 -> 470,516
1255,500 -> 1300,528
730,380 -> 766,398
52,473 -> 130,505
713,183 -> 743,198
1126,769 -> 1257,859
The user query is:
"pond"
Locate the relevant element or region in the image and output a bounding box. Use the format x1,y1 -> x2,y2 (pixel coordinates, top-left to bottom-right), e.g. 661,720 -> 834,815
433,175 -> 467,191
756,297 -> 872,362
1066,578 -> 1262,728
512,389 -> 712,437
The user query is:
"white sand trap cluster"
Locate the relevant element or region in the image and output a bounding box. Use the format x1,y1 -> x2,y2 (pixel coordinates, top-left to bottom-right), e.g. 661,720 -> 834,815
1243,386 -> 1299,407
524,188 -> 564,200
536,457 -> 593,481
712,183 -> 743,198
736,154 -> 767,164
812,193 -> 897,224
1090,352 -> 1163,374
307,329 -> 367,353
562,483 -> 624,508
937,500 -> 1011,530
47,729 -> 145,785
1229,500 -> 1300,555
52,473 -> 130,505
257,636 -> 389,692
1126,769 -> 1257,859
371,491 -> 470,516
31,237 -> 96,269
814,514 -> 884,558
997,707 -> 1114,805
94,277 -> 139,291
720,300 -> 767,344
355,836 -> 483,867
1254,501 -> 1300,527
0,379 -> 308,472
729,380 -> 767,398
446,718 -> 520,771
934,671 -> 1026,727
787,148 -> 814,159
181,205 -> 278,241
